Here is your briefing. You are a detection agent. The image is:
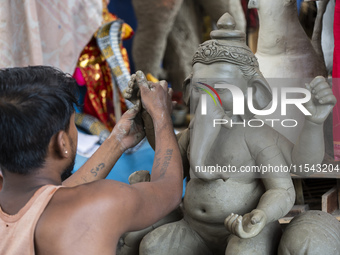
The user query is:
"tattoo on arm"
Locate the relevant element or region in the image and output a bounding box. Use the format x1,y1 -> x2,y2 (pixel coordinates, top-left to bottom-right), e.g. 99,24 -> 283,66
153,151 -> 161,169
159,149 -> 173,178
90,163 -> 106,177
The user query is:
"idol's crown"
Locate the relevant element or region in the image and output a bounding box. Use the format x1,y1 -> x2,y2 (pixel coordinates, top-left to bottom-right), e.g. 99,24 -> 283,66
192,13 -> 258,67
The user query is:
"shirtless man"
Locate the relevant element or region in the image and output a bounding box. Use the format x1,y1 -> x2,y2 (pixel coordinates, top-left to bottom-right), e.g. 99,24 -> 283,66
0,66 -> 183,254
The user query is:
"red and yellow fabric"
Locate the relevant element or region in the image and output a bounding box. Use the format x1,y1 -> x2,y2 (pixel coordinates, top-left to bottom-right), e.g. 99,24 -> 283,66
73,6 -> 133,131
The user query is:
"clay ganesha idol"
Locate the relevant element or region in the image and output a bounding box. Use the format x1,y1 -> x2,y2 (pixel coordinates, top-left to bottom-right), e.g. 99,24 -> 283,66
123,13 -> 336,255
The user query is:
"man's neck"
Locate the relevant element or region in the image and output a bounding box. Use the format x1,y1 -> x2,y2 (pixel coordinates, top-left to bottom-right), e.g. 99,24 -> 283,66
0,169 -> 62,215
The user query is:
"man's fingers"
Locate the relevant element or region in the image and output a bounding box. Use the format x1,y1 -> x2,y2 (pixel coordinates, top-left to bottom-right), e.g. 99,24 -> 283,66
135,100 -> 142,111
159,80 -> 168,91
148,82 -> 156,91
168,87 -> 173,98
128,79 -> 134,89
123,100 -> 141,118
136,70 -> 149,89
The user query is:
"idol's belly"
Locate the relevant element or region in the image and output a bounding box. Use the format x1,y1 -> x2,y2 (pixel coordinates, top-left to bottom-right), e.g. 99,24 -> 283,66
183,178 -> 265,225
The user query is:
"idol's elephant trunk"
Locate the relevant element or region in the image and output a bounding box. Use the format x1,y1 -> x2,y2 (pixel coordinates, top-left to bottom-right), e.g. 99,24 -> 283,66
189,95 -> 224,176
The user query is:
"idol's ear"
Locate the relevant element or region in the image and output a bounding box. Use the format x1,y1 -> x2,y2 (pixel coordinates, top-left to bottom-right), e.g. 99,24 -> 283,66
182,73 -> 193,106
243,76 -> 272,119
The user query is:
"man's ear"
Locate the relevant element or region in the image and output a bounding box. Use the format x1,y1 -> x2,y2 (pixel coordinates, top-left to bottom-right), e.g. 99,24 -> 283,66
243,76 -> 272,119
56,130 -> 69,158
182,73 -> 193,106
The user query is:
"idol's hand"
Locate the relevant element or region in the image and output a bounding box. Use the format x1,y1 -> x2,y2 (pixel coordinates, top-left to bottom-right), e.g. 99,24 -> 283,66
304,76 -> 336,125
224,209 -> 267,239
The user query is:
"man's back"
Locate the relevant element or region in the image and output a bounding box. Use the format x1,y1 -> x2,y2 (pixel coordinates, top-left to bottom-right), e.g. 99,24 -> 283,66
0,185 -> 61,255
0,180 -> 146,254
35,181 -> 125,254
0,67 -> 183,254
36,176 -> 183,254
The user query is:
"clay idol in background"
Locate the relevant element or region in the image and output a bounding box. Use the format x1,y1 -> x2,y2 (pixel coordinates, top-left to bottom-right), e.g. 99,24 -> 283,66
131,0 -> 246,92
122,12 -> 336,255
248,0 -> 328,144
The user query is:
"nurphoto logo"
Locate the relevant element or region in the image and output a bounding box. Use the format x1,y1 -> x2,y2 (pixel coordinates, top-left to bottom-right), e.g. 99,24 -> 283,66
197,83 -> 312,128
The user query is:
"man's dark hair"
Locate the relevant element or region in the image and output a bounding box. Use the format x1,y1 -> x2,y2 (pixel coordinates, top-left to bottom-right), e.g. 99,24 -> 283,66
0,66 -> 79,174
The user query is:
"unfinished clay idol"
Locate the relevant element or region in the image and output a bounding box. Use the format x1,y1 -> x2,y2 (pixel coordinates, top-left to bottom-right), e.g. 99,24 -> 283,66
249,0 -> 327,143
125,11 -> 335,255
140,13 -> 296,255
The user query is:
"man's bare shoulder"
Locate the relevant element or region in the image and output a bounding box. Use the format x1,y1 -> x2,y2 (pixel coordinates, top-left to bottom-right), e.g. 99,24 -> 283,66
34,180 -> 137,254
40,179 -> 137,226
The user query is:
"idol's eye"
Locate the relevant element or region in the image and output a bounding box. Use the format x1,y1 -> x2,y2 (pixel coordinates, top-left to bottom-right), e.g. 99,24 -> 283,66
214,83 -> 231,94
215,88 -> 227,94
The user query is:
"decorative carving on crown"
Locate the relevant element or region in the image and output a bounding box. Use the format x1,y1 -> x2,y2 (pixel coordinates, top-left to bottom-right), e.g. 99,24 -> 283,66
192,40 -> 259,67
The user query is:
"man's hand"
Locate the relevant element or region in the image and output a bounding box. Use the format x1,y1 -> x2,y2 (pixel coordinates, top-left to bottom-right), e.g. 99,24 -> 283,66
304,76 -> 336,125
125,70 -> 173,117
124,70 -> 173,151
136,70 -> 173,119
124,73 -> 140,105
110,102 -> 145,151
224,209 -> 267,239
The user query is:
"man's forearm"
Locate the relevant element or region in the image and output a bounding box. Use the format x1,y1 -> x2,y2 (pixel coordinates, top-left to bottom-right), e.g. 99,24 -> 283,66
149,116 -> 183,204
62,134 -> 124,187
